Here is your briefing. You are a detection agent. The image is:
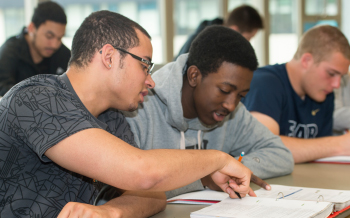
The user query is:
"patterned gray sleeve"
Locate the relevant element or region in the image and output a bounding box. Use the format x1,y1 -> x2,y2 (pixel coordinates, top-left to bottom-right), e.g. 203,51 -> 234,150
7,86 -> 101,162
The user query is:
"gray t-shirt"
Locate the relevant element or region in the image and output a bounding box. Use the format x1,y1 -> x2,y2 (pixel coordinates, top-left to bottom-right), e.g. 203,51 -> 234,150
0,73 -> 136,217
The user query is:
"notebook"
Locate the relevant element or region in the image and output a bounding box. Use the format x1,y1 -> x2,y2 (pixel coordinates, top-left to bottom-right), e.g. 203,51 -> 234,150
254,184 -> 350,212
313,156 -> 350,164
190,184 -> 350,218
167,189 -> 228,205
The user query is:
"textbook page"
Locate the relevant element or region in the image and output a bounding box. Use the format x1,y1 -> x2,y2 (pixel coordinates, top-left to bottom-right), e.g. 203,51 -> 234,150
314,156 -> 350,163
167,189 -> 228,205
190,197 -> 333,218
254,184 -> 350,211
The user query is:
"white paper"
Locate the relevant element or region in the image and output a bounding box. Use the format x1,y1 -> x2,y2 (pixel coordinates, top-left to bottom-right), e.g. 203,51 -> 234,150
314,156 -> 350,163
167,189 -> 229,204
190,197 -> 333,218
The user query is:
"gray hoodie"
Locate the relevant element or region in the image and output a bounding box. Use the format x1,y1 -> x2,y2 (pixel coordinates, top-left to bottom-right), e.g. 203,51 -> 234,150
123,54 -> 294,198
333,74 -> 350,133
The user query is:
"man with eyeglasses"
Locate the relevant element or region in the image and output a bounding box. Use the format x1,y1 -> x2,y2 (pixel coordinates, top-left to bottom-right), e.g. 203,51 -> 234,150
0,1 -> 70,96
0,10 -> 255,218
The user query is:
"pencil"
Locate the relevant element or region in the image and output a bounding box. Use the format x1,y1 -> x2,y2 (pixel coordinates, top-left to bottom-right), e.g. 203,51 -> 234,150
238,152 -> 245,162
233,152 -> 245,199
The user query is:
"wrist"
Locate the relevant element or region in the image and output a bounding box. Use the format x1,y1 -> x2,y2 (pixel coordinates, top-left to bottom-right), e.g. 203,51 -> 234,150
100,204 -> 123,218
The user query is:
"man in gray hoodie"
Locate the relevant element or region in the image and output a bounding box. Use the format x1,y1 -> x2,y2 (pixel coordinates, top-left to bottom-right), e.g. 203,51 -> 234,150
123,26 -> 294,198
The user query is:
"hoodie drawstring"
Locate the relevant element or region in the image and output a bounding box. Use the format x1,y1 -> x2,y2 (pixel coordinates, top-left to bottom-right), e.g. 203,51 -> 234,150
197,130 -> 202,150
180,131 -> 186,150
180,130 -> 202,150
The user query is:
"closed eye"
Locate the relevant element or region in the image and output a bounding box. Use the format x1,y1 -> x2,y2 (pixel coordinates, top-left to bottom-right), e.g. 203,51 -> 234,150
327,71 -> 336,77
220,89 -> 230,94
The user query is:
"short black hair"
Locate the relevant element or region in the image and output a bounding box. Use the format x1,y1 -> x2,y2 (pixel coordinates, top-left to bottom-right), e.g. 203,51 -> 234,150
187,25 -> 258,77
31,1 -> 67,28
225,5 -> 263,33
68,10 -> 151,68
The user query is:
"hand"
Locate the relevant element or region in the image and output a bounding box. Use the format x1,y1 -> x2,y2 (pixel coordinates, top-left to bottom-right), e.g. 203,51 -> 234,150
210,155 -> 255,198
203,174 -> 270,191
251,174 -> 271,190
339,131 -> 350,156
58,202 -> 119,218
201,175 -> 221,191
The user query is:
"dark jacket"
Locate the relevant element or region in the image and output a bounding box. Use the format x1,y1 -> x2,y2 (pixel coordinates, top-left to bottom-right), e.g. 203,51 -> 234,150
0,27 -> 71,96
175,18 -> 223,60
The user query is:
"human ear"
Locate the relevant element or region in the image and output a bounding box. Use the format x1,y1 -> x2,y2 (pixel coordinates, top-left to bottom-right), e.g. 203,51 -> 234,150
229,25 -> 240,33
300,53 -> 314,69
99,44 -> 115,69
27,22 -> 36,35
187,66 -> 201,88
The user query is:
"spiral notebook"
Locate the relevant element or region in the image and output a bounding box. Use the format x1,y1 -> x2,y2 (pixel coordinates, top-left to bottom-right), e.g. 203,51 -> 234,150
190,185 -> 350,218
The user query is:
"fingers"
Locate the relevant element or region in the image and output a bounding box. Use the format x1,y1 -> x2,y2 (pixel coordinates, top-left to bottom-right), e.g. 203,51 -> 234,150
248,187 -> 257,197
251,174 -> 271,190
57,202 -> 74,218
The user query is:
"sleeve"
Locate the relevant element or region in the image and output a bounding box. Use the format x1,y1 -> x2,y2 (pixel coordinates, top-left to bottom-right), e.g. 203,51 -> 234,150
226,103 -> 294,179
0,41 -> 19,96
100,110 -> 138,147
7,86 -> 102,162
333,75 -> 350,131
165,180 -> 204,199
242,71 -> 285,125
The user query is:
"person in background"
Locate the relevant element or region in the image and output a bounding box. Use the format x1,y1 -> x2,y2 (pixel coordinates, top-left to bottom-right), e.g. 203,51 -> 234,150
175,4 -> 264,59
242,25 -> 350,163
0,11 -> 254,218
333,73 -> 350,134
113,25 -> 293,200
0,1 -> 70,96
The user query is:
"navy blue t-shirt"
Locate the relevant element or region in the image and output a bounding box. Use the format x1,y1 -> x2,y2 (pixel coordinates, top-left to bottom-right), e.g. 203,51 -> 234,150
242,63 -> 334,138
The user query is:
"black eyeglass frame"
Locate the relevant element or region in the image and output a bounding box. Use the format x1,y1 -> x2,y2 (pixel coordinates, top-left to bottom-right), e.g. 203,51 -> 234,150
99,46 -> 154,75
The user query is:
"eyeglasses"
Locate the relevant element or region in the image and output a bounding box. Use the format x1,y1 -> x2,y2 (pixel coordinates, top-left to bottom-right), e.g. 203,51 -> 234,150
99,47 -> 154,75
116,47 -> 154,75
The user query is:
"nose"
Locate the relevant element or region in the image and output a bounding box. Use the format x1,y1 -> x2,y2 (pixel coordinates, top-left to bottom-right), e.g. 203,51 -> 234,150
222,99 -> 237,113
332,76 -> 341,89
50,38 -> 62,49
145,74 -> 155,89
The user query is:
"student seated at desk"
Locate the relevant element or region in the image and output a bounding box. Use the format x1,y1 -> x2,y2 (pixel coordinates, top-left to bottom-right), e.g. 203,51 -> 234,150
242,25 -> 350,163
175,4 -> 264,60
0,11 -> 255,218
0,1 -> 71,96
98,25 -> 294,200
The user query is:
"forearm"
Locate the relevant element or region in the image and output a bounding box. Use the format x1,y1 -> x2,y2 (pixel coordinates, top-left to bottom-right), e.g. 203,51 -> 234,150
165,180 -> 205,199
280,135 -> 345,163
104,191 -> 166,218
139,148 -> 230,191
46,129 -> 234,192
242,149 -> 294,179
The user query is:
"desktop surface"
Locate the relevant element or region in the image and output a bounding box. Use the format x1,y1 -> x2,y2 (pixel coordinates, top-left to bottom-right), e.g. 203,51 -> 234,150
151,163 -> 350,218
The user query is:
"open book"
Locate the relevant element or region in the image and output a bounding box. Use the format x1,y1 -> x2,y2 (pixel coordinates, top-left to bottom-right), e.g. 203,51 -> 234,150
190,185 -> 350,218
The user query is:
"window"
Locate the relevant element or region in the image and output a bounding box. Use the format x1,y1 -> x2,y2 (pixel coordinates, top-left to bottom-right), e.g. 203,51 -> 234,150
0,1 -> 25,45
269,0 -> 298,64
305,0 -> 338,16
173,0 -> 221,57
56,0 -> 162,63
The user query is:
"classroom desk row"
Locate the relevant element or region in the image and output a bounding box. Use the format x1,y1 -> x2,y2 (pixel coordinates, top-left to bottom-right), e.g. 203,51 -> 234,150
150,163 -> 350,218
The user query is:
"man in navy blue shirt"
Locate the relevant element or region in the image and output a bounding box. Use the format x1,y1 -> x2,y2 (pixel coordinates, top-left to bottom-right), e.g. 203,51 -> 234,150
243,25 -> 350,163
